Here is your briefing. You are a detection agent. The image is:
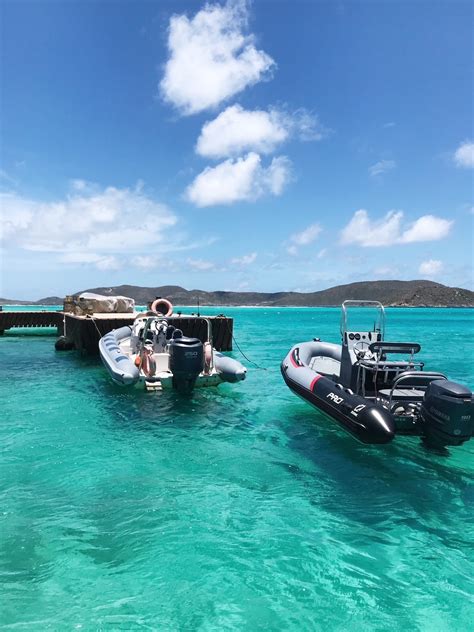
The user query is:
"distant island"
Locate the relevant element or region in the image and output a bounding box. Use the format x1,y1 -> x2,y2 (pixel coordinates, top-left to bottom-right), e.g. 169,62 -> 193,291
1,280 -> 473,307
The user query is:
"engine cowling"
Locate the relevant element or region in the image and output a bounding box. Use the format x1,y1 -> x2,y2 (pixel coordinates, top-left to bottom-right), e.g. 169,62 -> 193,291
421,380 -> 473,448
168,336 -> 203,393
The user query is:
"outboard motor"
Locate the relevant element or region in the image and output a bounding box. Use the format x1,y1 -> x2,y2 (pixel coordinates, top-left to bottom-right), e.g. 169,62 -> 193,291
421,380 -> 474,448
168,336 -> 204,393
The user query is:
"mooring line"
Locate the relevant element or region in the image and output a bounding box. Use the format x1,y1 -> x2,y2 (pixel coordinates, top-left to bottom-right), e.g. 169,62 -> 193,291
86,314 -> 103,339
224,319 -> 270,371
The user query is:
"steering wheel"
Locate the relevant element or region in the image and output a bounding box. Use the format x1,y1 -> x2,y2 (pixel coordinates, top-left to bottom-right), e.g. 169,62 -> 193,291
353,340 -> 371,358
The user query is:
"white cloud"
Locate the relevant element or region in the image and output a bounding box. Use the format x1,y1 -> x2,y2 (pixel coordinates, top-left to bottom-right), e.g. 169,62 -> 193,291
95,256 -> 121,271
196,105 -> 288,158
160,0 -> 275,115
317,248 -> 327,259
70,178 -> 89,191
0,169 -> 18,187
130,255 -> 160,269
399,214 -> 452,243
61,252 -> 103,264
186,152 -> 291,207
340,209 -> 453,247
293,109 -> 330,142
60,252 -> 121,270
453,141 -> 474,168
340,210 -> 403,246
187,257 -> 216,271
231,252 -> 257,265
0,183 -> 179,269
196,105 -> 328,158
290,223 -> 322,246
419,259 -> 443,276
286,223 -> 322,255
0,194 -> 35,238
368,159 -> 396,177
383,122 -> 396,128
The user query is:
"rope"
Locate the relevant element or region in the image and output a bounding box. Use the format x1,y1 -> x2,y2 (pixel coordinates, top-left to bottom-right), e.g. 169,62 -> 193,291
224,320 -> 269,371
86,314 -> 103,339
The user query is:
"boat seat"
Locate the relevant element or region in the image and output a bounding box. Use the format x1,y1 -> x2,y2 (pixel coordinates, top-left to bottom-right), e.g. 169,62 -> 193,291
309,355 -> 341,375
378,388 -> 425,401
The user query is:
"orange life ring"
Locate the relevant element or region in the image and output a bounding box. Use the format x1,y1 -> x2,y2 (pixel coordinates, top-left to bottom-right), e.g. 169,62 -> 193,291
151,298 -> 173,317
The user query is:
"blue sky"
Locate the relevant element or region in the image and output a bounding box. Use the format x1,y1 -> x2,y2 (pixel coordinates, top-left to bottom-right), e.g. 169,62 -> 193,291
1,0 -> 473,299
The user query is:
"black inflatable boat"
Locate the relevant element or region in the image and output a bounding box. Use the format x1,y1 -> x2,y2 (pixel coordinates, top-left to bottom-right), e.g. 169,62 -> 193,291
281,300 -> 473,449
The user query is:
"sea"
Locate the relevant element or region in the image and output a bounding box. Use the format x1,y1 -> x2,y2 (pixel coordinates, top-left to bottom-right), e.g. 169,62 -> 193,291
1,306 -> 473,631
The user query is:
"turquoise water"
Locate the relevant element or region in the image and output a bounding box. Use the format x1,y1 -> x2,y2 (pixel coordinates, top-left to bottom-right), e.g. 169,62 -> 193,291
1,307 -> 473,630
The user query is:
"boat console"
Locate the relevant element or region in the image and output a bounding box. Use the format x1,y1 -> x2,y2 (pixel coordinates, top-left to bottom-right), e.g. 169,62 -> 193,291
339,301 -> 427,395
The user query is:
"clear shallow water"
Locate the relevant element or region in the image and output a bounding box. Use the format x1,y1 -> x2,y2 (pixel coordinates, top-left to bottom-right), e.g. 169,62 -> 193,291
1,307 -> 473,631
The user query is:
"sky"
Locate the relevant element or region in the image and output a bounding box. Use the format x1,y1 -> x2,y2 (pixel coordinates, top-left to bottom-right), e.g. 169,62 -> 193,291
1,0 -> 473,300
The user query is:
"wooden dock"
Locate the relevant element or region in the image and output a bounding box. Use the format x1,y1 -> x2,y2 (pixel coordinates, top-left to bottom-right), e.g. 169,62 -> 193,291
0,309 -> 233,353
0,309 -> 62,333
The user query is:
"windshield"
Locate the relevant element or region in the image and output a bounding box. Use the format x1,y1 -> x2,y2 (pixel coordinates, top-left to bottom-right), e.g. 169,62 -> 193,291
340,300 -> 385,338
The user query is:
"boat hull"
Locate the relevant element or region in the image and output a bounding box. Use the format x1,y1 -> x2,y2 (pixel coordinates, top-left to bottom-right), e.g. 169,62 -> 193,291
281,344 -> 395,444
99,326 -> 139,386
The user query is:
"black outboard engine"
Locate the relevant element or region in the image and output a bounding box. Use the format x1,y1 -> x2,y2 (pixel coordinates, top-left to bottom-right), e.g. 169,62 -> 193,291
420,380 -> 474,448
168,336 -> 204,393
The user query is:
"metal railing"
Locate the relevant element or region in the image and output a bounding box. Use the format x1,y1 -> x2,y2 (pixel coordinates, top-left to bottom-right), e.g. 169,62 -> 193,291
385,370 -> 447,406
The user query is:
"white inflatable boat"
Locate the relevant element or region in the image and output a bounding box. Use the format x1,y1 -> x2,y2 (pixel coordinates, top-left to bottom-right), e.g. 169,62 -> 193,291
99,312 -> 246,392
